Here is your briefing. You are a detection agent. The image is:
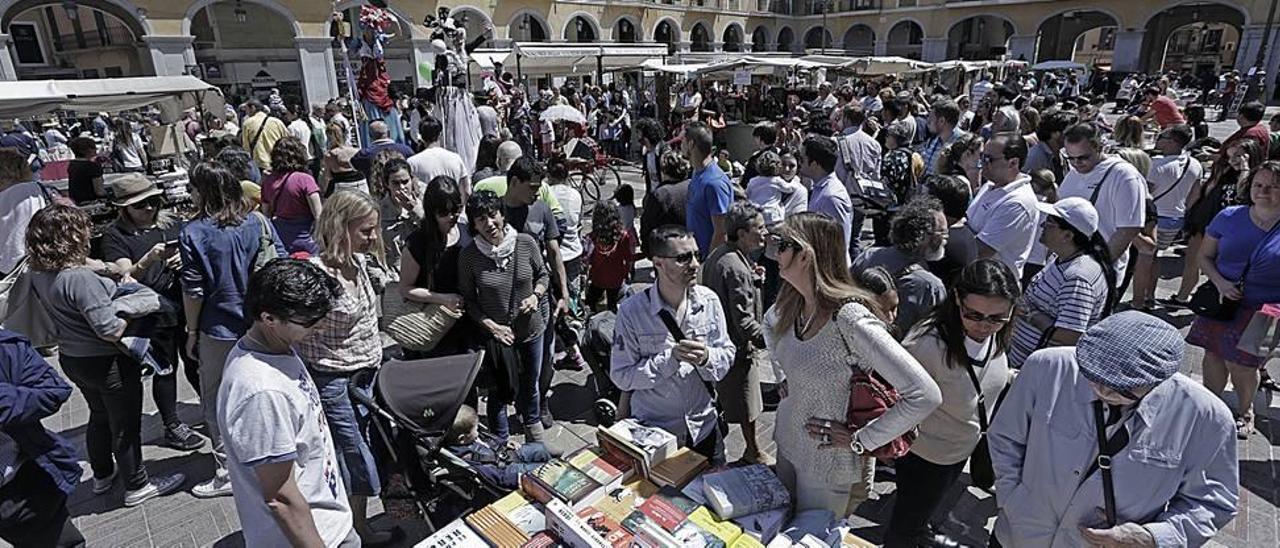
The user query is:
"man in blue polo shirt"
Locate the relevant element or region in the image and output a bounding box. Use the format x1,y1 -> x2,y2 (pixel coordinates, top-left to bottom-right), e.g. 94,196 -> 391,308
682,122 -> 733,257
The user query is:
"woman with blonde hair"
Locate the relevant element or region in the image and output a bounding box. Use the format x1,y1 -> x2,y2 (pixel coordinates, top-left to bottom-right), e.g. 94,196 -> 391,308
763,212 -> 941,517
294,190 -> 399,544
323,122 -> 367,196
1112,115 -> 1147,151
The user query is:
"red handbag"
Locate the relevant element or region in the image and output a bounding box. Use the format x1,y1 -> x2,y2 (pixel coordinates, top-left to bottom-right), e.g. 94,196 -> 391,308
845,369 -> 917,459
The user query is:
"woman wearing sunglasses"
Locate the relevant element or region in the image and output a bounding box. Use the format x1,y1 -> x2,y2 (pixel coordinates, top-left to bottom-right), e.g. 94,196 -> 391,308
887,258 -> 1020,547
1008,197 -> 1116,369
99,174 -> 204,452
762,212 -> 940,517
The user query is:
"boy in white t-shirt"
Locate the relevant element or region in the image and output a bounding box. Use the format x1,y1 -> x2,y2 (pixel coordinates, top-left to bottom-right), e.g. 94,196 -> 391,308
217,259 -> 357,547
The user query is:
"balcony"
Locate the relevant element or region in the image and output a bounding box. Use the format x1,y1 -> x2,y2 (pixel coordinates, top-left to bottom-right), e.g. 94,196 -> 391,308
51,26 -> 135,53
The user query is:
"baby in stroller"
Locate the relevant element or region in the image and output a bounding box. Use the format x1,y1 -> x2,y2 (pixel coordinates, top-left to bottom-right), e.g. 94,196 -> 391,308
445,404 -> 553,489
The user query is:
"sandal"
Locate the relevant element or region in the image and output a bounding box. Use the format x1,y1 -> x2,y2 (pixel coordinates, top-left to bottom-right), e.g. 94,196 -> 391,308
1236,415 -> 1255,440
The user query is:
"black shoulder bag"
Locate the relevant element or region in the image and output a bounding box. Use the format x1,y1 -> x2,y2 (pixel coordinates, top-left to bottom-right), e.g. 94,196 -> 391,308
1088,400 -> 1134,527
963,343 -> 1003,491
1189,215 -> 1280,321
483,245 -> 524,403
656,298 -> 729,438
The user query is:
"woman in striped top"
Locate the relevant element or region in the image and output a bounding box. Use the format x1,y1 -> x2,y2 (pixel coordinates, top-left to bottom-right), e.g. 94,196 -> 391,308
1008,197 -> 1116,368
458,190 -> 550,442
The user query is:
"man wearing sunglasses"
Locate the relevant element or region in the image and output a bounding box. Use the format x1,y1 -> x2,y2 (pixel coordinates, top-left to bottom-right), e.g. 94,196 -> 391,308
1057,123 -> 1148,282
610,226 -> 735,466
988,311 -> 1238,548
218,259 -> 357,548
967,133 -> 1038,278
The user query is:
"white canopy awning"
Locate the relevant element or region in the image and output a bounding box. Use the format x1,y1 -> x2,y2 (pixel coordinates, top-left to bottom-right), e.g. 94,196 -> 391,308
849,56 -> 935,75
503,42 -> 671,75
1031,60 -> 1086,72
0,76 -> 224,121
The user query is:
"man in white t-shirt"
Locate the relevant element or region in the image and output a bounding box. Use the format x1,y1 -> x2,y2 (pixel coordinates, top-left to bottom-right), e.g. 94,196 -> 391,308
218,260 -> 357,548
967,133 -> 1039,277
407,114 -> 472,201
1147,124 -> 1202,250
1057,123 -> 1148,281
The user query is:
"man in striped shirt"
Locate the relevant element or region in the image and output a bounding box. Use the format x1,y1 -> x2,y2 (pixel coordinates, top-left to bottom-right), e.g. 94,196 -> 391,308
919,99 -> 965,178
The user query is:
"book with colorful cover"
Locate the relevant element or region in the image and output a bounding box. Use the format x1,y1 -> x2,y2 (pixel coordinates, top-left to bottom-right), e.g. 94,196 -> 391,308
491,491 -> 547,537
576,507 -> 635,548
683,475 -> 787,543
621,510 -> 683,548
566,447 -> 628,489
841,531 -> 878,547
520,459 -> 605,510
730,533 -> 767,548
465,505 -> 530,548
673,519 -> 729,548
648,447 -> 708,488
701,464 -> 791,519
687,506 -> 744,545
596,419 -> 678,479
545,499 -> 611,548
520,531 -> 558,548
415,518 -> 486,547
636,488 -> 700,532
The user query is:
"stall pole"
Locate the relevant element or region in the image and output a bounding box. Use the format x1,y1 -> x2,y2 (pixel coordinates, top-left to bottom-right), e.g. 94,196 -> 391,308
517,53 -> 526,98
597,54 -> 604,87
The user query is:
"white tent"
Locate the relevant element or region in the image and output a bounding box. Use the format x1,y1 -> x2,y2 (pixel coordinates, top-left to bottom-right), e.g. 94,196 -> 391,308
849,56 -> 934,75
1031,60 -> 1086,72
504,42 -> 671,76
0,76 -> 223,121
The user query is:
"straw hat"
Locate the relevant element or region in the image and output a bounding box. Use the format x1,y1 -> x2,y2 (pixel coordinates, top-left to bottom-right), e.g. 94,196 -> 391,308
110,173 -> 163,207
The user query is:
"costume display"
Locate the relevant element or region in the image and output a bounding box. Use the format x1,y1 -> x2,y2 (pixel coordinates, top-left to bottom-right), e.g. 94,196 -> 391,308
423,7 -> 485,173
346,6 -> 406,146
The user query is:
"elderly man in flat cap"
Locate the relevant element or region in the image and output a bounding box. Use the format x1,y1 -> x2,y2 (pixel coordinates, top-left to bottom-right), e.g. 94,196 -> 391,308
988,311 -> 1238,548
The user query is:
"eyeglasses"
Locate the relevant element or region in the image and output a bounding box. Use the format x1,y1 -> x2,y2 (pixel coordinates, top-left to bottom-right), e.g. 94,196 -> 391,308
766,234 -> 803,254
1061,152 -> 1095,163
289,315 -> 326,329
128,197 -> 162,210
657,251 -> 698,265
958,301 -> 1012,325
979,153 -> 1006,165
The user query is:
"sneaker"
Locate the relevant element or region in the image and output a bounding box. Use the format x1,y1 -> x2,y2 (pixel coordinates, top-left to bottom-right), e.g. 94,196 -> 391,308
162,423 -> 206,451
92,470 -> 117,495
124,473 -> 186,507
1237,416 -> 1255,440
540,407 -> 555,429
191,475 -> 233,498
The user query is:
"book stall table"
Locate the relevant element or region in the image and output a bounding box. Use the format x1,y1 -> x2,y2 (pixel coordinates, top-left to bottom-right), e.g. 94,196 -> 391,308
416,419 -> 877,548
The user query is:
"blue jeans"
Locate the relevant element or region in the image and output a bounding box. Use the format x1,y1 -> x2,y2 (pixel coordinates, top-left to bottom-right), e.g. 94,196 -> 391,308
469,442 -> 553,489
488,333 -> 544,440
312,370 -> 382,497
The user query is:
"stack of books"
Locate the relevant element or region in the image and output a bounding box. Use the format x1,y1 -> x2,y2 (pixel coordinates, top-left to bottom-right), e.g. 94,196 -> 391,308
649,447 -> 709,488
464,505 -> 529,548
701,465 -> 792,520
596,419 -> 678,479
682,474 -> 789,543
565,446 -> 633,490
520,459 -> 606,511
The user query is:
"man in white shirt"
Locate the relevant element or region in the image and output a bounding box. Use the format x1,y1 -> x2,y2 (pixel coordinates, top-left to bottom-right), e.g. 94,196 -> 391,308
219,259 -> 357,548
1057,123 -> 1148,281
1148,123 -> 1201,251
284,105 -> 317,161
970,72 -> 993,112
407,114 -> 472,200
967,133 -> 1039,277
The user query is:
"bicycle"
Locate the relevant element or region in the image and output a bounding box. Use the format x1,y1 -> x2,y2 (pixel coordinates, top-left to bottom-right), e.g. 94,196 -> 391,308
567,153 -> 636,214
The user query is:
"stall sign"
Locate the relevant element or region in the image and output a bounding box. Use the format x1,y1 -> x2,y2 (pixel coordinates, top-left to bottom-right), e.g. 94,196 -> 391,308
734,69 -> 752,86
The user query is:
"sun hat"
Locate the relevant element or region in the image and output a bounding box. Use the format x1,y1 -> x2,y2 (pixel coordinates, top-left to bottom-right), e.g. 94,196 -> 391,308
1075,311 -> 1183,393
110,173 -> 163,207
1036,197 -> 1099,237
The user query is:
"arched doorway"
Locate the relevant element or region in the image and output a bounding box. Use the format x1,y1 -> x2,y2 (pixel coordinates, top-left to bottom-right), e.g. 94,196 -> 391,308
1036,10 -> 1118,63
614,18 -> 637,43
564,14 -> 598,43
776,27 -> 794,52
510,12 -> 549,42
1141,2 -> 1245,76
948,15 -> 1014,60
188,1 -> 302,102
803,27 -> 832,51
1161,22 -> 1240,75
690,23 -> 712,52
751,26 -> 769,52
723,24 -> 743,52
449,7 -> 493,48
654,19 -> 678,46
843,24 -> 874,56
1,0 -> 150,79
887,20 -> 923,59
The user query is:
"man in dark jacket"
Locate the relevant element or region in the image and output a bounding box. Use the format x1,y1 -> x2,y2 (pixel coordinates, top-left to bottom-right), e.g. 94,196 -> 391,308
0,328 -> 84,547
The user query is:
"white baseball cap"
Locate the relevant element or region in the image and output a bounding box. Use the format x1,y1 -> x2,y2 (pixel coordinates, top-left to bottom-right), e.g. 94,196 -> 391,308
1036,197 -> 1099,237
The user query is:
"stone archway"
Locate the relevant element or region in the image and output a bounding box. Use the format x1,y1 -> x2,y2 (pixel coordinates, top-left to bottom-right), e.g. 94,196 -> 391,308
886,20 -> 923,59
509,11 -> 549,42
751,25 -> 769,52
1140,2 -> 1246,75
843,24 -> 874,55
690,22 -> 712,52
563,13 -> 599,43
947,15 -> 1015,60
776,26 -> 794,52
447,6 -> 493,48
613,16 -> 638,43
654,18 -> 679,46
723,23 -> 743,52
2,0 -> 150,79
803,26 -> 832,51
1035,10 -> 1119,63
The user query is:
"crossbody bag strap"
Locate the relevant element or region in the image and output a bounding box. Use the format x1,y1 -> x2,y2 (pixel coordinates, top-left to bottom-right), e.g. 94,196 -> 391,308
1237,214 -> 1280,285
507,240 -> 521,316
1151,156 -> 1195,203
248,116 -> 271,155
961,341 -> 996,433
1089,400 -> 1130,528
1088,163 -> 1119,204
652,287 -> 724,413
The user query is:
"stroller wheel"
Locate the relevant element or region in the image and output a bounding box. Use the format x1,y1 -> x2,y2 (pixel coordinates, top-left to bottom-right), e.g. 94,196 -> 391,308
594,398 -> 618,427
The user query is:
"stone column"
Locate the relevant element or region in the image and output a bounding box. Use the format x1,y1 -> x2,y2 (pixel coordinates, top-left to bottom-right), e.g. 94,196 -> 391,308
1234,24 -> 1280,104
922,37 -> 948,63
295,37 -> 339,110
1111,30 -> 1145,73
1007,35 -> 1037,63
0,34 -> 17,81
874,38 -> 888,56
144,35 -> 196,77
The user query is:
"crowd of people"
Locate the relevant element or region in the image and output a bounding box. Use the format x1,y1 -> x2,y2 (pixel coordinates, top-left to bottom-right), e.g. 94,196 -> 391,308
0,63 -> 1278,548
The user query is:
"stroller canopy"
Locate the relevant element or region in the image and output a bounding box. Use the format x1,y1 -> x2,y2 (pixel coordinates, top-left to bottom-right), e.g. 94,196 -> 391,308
376,352 -> 485,436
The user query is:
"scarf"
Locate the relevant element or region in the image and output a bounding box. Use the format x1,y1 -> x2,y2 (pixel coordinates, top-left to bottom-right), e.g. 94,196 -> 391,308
475,225 -> 518,269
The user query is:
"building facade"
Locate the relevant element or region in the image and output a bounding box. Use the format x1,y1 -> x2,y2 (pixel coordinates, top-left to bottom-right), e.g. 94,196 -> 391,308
1,0 -> 1278,106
